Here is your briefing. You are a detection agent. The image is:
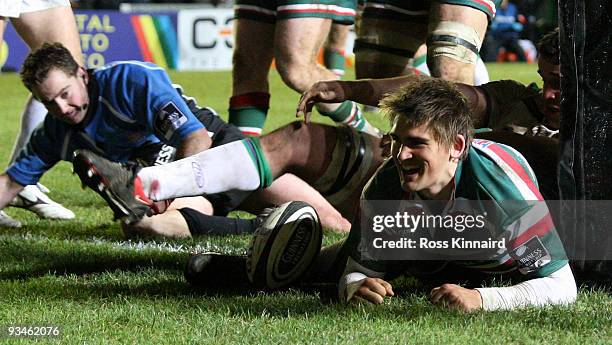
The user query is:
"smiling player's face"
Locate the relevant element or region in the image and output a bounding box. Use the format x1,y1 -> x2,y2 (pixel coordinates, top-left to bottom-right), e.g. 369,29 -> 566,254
32,67 -> 90,125
390,120 -> 460,199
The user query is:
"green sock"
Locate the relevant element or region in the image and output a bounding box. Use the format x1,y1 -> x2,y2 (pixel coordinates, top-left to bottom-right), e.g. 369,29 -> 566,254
324,49 -> 346,77
228,92 -> 270,136
318,100 -> 366,131
242,137 -> 274,188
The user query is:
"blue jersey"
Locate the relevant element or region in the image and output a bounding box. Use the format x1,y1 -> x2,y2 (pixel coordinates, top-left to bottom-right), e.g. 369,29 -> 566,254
7,61 -> 205,186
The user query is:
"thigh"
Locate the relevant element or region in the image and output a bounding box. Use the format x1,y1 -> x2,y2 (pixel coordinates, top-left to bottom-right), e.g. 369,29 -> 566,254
11,5 -> 83,63
429,2 -> 489,38
426,2 -> 491,83
355,0 -> 429,78
358,0 -> 430,51
277,0 -> 357,24
274,17 -> 332,64
435,0 -> 500,22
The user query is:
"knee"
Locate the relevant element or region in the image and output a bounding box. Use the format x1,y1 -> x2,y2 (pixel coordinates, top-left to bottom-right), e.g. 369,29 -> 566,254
427,21 -> 483,83
261,120 -> 304,152
275,53 -> 315,91
120,213 -> 192,239
260,121 -> 311,170
283,121 -> 315,148
428,56 -> 475,84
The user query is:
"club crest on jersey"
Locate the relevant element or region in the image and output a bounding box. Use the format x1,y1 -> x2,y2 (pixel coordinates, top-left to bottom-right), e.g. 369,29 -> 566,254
510,236 -> 551,274
155,102 -> 188,140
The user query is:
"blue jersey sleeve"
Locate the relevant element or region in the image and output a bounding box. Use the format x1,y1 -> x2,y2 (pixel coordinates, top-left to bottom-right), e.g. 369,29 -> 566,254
98,62 -> 204,147
5,117 -> 64,186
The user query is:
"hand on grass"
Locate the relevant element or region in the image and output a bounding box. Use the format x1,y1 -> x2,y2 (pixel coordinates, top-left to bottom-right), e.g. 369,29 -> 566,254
429,284 -> 482,312
351,278 -> 394,305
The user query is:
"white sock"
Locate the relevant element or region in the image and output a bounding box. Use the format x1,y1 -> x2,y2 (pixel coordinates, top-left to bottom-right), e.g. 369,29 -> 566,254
138,139 -> 263,201
9,96 -> 48,163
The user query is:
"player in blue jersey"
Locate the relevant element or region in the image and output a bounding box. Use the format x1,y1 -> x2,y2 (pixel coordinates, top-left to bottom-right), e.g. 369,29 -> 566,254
0,43 -> 365,236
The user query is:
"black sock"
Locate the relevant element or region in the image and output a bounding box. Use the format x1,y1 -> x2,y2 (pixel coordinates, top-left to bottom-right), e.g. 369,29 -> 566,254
178,208 -> 260,236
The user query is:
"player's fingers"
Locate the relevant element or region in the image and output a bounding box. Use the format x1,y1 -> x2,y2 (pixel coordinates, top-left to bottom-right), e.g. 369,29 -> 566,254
357,287 -> 385,305
378,279 -> 395,296
350,294 -> 368,304
296,91 -> 314,117
303,110 -> 312,123
363,278 -> 390,296
429,286 -> 447,304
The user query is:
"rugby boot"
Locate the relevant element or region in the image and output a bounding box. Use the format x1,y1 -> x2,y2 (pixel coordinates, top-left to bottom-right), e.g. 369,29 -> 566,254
10,184 -> 75,220
72,149 -> 151,224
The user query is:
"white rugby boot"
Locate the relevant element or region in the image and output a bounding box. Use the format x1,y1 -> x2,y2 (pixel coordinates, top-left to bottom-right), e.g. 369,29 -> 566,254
9,184 -> 75,220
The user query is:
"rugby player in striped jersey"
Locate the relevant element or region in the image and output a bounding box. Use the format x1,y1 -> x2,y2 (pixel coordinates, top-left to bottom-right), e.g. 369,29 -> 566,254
334,78 -> 575,311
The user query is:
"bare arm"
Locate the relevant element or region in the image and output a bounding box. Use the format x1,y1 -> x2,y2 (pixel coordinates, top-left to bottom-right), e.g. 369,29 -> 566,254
297,75 -> 423,121
0,173 -> 25,210
298,76 -> 491,126
455,83 -> 490,128
175,128 -> 212,159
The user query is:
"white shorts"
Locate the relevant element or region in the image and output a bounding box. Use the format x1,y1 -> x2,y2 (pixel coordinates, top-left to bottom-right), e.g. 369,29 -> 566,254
0,0 -> 70,18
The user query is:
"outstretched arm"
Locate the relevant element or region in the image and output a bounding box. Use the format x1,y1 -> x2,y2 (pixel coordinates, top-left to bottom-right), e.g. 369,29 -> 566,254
297,76 -> 421,121
297,76 -> 490,127
429,263 -> 576,312
474,263 -> 577,311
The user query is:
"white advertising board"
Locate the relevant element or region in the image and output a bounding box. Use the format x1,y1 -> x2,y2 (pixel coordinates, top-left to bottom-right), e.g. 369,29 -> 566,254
178,9 -> 234,71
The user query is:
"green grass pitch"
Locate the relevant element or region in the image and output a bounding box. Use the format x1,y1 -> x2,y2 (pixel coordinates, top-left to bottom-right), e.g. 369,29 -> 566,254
0,64 -> 610,344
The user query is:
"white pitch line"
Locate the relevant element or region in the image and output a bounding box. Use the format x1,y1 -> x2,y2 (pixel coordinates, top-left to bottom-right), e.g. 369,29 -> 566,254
0,233 -> 247,255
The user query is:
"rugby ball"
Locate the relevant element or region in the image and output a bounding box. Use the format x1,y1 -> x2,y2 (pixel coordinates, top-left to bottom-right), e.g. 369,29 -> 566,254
246,201 -> 322,289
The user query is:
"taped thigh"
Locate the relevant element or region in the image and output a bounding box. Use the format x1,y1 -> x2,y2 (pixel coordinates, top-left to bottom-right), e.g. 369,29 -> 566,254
355,5 -> 428,59
427,20 -> 482,64
311,126 -> 380,206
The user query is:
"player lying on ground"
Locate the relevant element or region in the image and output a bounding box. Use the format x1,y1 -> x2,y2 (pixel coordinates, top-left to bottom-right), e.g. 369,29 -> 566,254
0,43 -> 382,236
187,78 -> 575,312
334,78 -> 575,311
